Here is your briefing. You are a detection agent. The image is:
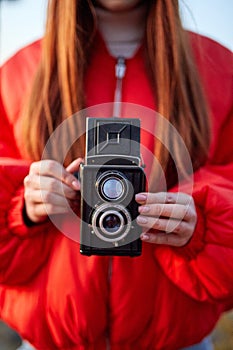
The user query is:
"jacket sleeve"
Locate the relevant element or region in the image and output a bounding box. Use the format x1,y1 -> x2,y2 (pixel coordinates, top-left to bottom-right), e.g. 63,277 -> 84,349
0,158 -> 57,286
153,105 -> 233,304
153,36 -> 233,305
0,160 -> 58,286
0,80 -> 55,286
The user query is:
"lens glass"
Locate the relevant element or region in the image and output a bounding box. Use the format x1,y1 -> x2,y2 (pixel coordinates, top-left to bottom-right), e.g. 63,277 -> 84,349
102,213 -> 121,233
102,178 -> 124,200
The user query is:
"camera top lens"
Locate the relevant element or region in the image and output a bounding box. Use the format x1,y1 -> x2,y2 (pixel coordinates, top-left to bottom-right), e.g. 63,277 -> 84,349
102,178 -> 123,200
97,171 -> 128,202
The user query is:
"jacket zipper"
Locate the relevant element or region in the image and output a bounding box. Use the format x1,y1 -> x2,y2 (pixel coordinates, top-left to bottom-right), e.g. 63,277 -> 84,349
109,56 -> 127,284
113,56 -> 126,117
107,57 -> 126,349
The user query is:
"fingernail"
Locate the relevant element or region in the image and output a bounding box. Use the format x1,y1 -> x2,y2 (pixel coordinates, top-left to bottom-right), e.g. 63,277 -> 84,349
140,233 -> 149,241
137,216 -> 148,224
72,180 -> 80,190
135,194 -> 147,202
139,206 -> 149,213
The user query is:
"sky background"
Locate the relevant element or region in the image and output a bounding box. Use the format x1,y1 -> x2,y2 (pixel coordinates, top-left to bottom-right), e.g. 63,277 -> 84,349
0,0 -> 232,65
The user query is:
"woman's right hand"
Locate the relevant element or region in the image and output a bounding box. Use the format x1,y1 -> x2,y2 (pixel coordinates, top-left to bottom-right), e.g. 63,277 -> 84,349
24,159 -> 83,224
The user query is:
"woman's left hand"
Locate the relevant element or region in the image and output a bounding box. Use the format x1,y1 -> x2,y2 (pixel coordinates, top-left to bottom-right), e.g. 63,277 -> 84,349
135,192 -> 197,247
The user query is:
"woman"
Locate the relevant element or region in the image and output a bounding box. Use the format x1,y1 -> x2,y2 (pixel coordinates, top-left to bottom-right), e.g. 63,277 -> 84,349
0,0 -> 233,349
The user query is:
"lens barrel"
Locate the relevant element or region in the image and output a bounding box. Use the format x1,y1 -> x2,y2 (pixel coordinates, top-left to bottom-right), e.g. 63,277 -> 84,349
92,204 -> 131,243
97,171 -> 128,202
102,213 -> 121,233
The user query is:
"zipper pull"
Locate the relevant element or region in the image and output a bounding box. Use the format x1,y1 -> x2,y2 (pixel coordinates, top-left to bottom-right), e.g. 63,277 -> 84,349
113,57 -> 126,118
115,56 -> 126,79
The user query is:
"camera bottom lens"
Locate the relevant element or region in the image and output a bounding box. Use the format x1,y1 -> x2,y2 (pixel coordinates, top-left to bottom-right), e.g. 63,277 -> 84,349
92,204 -> 131,243
102,213 -> 121,233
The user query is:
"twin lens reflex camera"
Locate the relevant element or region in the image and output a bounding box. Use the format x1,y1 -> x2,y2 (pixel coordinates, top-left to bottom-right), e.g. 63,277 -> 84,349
78,117 -> 146,257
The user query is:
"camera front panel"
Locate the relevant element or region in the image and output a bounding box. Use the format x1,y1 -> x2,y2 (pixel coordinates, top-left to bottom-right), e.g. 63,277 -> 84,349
80,164 -> 145,256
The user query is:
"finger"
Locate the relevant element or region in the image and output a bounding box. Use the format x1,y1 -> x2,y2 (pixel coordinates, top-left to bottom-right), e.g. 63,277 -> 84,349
137,216 -> 193,235
29,160 -> 80,190
66,158 -> 84,173
25,188 -> 78,209
138,203 -> 196,222
24,174 -> 78,200
136,192 -> 192,205
31,202 -> 70,218
140,231 -> 190,247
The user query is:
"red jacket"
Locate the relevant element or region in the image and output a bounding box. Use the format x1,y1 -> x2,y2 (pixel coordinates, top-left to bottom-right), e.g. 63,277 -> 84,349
0,32 -> 233,350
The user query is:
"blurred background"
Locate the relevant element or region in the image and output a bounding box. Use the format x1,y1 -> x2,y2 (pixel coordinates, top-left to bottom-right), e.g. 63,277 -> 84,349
0,0 -> 233,64
0,0 -> 233,349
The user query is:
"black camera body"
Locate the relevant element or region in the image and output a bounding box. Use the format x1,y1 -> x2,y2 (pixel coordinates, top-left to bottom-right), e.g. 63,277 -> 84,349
79,117 -> 146,256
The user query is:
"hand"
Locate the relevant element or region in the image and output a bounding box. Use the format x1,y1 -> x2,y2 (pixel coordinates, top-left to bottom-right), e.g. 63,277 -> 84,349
135,192 -> 197,247
24,159 -> 83,223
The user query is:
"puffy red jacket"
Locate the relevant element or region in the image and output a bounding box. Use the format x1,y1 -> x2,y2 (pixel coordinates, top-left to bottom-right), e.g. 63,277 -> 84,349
0,32 -> 233,350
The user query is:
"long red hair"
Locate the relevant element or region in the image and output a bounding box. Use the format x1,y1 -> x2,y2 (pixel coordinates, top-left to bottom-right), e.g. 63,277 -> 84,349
22,0 -> 210,186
